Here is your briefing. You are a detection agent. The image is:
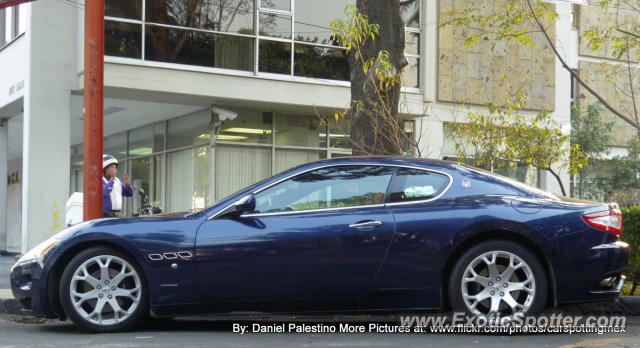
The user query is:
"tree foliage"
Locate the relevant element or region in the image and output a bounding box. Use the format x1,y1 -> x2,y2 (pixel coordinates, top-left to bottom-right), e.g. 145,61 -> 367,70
595,135 -> 640,203
570,103 -> 614,199
446,84 -> 588,196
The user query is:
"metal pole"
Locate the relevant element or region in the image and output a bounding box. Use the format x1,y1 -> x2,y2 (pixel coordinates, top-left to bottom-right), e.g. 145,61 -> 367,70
0,0 -> 34,10
82,0 -> 105,221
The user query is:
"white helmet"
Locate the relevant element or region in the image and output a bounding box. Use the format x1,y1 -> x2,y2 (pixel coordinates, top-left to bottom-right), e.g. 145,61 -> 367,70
103,154 -> 118,169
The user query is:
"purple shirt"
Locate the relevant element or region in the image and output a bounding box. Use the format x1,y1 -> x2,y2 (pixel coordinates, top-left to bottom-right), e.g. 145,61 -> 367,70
102,177 -> 133,211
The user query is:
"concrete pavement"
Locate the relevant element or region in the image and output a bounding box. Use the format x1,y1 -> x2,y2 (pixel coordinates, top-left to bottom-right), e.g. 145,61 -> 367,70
0,314 -> 639,348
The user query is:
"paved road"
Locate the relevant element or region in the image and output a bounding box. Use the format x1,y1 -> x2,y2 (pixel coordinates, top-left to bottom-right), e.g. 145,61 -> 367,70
0,314 -> 639,348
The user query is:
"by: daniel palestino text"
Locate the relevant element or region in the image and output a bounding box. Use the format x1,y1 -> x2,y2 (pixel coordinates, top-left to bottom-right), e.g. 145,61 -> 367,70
233,323 -> 415,334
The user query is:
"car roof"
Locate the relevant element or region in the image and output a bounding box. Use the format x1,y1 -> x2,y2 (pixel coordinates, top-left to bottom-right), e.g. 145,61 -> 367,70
301,156 -> 460,170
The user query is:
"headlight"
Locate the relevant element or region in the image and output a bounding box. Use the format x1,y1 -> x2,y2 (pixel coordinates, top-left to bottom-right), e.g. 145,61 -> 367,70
16,236 -> 60,265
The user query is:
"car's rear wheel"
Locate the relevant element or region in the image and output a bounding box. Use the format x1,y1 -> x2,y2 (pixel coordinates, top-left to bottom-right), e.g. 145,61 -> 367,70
59,246 -> 147,332
448,240 -> 548,320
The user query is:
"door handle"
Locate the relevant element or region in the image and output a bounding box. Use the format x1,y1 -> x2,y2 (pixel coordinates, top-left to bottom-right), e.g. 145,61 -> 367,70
348,220 -> 383,229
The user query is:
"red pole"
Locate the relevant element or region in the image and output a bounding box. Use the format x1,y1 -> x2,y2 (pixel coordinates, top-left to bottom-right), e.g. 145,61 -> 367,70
0,0 -> 34,10
82,0 -> 105,221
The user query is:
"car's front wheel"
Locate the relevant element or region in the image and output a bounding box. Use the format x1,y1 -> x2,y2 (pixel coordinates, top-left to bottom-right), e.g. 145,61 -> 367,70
448,240 -> 548,320
59,246 -> 147,332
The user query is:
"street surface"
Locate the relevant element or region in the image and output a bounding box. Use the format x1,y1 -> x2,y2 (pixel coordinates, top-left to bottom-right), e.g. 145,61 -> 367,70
0,314 -> 639,348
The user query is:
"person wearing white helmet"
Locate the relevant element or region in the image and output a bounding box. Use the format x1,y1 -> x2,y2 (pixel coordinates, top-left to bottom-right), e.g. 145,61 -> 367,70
102,154 -> 133,217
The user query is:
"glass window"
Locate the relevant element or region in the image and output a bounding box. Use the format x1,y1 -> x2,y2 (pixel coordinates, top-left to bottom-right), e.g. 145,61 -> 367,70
215,145 -> 272,200
259,12 -> 292,39
294,44 -> 349,80
70,170 -> 83,194
153,122 -> 165,152
129,155 -> 164,216
294,0 -> 352,45
400,0 -> 420,28
327,116 -> 351,149
405,31 -> 420,55
71,144 -> 83,170
259,39 -> 291,74
167,110 -> 211,149
145,0 -> 254,34
145,25 -> 254,71
493,162 -> 530,183
275,149 -> 326,173
402,56 -> 419,88
218,109 -> 273,144
275,113 -> 323,147
166,146 -> 210,212
254,165 -> 393,213
105,20 -> 142,58
261,0 -> 290,11
387,168 -> 450,203
104,133 -> 127,159
128,125 -> 153,157
105,0 -> 142,20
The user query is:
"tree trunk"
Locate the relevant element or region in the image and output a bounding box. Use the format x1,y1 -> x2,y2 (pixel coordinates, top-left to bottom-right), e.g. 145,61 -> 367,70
349,0 -> 407,156
548,168 -> 567,197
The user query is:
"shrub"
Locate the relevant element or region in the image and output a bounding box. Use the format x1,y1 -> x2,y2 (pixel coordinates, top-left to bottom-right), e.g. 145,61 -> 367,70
621,206 -> 640,295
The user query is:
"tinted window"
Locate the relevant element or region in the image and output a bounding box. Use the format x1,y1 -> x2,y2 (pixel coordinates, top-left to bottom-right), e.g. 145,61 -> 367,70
254,166 -> 394,213
387,168 -> 449,203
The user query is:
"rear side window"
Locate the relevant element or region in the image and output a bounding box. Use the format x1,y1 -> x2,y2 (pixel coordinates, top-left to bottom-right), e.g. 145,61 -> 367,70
387,168 -> 450,203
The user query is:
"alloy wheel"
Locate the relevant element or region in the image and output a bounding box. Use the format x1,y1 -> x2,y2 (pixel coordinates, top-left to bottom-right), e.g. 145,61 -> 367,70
69,255 -> 142,326
460,250 -> 536,317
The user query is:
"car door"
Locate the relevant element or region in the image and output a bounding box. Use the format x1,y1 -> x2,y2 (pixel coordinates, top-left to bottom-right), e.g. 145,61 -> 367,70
372,167 -> 453,293
195,165 -> 396,304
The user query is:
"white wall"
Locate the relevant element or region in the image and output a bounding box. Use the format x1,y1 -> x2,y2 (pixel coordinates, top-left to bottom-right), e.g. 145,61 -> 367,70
21,0 -> 77,252
0,32 -> 27,110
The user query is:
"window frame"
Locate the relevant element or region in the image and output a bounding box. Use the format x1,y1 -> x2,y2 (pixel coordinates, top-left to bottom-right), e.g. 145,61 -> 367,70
247,164 -> 396,216
384,166 -> 451,205
210,163 -> 453,219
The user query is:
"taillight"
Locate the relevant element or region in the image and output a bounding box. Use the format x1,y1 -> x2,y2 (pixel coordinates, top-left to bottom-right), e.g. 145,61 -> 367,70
582,207 -> 623,235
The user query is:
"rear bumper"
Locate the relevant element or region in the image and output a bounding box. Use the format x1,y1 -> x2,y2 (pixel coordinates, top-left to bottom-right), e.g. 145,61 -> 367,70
555,240 -> 628,304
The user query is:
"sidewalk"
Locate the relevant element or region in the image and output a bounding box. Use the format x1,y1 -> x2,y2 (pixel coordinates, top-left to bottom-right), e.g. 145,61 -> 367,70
0,254 -> 19,314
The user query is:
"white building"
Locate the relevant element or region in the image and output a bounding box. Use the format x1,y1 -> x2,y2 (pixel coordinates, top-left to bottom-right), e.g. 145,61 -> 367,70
0,0 -> 582,253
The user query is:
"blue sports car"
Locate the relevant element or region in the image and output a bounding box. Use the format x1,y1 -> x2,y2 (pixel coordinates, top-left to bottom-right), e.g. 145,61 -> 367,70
10,157 -> 628,332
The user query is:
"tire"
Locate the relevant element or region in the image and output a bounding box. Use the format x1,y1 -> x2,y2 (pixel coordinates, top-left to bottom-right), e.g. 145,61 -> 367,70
448,240 -> 548,320
59,246 -> 148,332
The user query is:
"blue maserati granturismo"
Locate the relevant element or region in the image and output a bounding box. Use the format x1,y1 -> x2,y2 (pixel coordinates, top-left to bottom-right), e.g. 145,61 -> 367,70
10,157 -> 628,332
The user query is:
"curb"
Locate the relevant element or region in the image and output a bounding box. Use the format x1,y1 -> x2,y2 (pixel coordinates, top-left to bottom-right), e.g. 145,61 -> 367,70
558,296 -> 640,316
0,297 -> 22,315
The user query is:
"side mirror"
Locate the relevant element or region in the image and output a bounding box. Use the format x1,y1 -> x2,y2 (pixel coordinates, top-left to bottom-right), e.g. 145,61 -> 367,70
216,193 -> 256,218
234,193 -> 256,214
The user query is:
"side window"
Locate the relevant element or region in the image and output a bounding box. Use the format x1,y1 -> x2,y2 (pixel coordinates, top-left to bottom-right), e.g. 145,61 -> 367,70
254,166 -> 394,213
387,168 -> 450,203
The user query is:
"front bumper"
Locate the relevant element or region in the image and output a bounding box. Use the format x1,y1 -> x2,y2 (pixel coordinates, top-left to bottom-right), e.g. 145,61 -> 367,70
9,259 -> 54,318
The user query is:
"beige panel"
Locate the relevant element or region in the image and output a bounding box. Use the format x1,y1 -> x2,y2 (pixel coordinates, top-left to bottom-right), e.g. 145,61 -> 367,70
577,61 -> 640,146
438,0 -> 555,111
578,3 -> 640,62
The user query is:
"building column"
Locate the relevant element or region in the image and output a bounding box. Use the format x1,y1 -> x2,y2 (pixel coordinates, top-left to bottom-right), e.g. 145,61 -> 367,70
416,116 -> 444,159
20,0 -> 76,252
0,121 -> 7,252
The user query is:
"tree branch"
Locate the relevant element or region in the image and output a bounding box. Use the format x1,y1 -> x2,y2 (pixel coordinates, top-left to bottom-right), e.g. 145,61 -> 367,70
525,0 -> 640,131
